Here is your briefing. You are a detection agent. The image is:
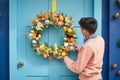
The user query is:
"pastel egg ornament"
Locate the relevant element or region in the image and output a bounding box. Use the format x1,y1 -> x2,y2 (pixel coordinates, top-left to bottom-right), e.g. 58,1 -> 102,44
45,20 -> 50,24
49,50 -> 54,55
69,46 -> 74,51
32,40 -> 37,44
73,34 -> 77,38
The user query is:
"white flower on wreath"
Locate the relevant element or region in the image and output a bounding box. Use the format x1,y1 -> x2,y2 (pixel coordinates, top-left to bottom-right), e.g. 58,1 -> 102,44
36,47 -> 40,52
64,42 -> 68,47
36,22 -> 43,30
65,17 -> 71,23
54,43 -> 58,50
70,25 -> 74,28
28,33 -> 33,37
36,37 -> 39,40
32,40 -> 37,44
40,44 -> 45,48
30,30 -> 34,33
45,20 -> 50,24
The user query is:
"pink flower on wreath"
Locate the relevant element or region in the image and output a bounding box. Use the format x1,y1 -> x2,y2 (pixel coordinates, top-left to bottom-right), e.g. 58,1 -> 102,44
58,21 -> 63,26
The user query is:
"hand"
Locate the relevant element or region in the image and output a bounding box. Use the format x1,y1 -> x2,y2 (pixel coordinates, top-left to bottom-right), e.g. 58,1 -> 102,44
68,43 -> 79,51
57,56 -> 64,60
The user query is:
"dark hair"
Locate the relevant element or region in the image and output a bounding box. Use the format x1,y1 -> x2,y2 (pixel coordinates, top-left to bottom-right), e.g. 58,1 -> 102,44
79,17 -> 98,34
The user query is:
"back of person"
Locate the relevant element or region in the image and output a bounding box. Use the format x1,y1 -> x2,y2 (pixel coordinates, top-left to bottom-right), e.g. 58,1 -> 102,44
80,36 -> 105,80
57,17 -> 105,80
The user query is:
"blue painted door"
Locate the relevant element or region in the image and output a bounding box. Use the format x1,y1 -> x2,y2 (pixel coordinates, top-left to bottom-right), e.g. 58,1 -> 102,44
9,0 -> 102,80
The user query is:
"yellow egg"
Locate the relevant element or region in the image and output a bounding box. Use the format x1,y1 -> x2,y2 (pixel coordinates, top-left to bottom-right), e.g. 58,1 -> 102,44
63,27 -> 68,32
67,28 -> 72,33
67,23 -> 72,26
64,48 -> 70,52
31,34 -> 36,39
64,38 -> 68,41
54,51 -> 57,54
70,38 -> 74,42
53,51 -> 57,56
40,46 -> 45,51
59,15 -> 64,21
47,48 -> 52,51
62,51 -> 67,57
38,34 -> 41,38
45,15 -> 49,20
54,47 -> 57,50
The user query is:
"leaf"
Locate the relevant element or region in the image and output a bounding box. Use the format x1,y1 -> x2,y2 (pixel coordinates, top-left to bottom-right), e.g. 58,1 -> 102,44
36,14 -> 40,19
117,39 -> 120,47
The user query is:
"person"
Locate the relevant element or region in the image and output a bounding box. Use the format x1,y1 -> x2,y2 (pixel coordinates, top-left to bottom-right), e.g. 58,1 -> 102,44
57,17 -> 105,80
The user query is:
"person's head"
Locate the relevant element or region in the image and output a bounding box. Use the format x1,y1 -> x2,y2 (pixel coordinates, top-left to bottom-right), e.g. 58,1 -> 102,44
79,17 -> 98,37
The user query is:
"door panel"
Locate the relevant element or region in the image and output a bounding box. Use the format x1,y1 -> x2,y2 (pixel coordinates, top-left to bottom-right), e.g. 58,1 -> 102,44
10,0 -> 102,80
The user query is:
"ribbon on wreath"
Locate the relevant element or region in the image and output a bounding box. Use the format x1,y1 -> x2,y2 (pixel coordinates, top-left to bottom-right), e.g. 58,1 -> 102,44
52,0 -> 56,13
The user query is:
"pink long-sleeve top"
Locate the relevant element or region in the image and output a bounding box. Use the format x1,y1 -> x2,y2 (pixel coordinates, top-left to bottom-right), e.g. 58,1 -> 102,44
64,36 -> 105,80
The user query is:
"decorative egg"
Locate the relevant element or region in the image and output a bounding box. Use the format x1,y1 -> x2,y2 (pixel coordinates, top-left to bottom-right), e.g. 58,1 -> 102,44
64,38 -> 68,41
62,51 -> 67,57
49,50 -> 54,54
32,40 -> 37,44
70,38 -> 74,42
45,20 -> 50,24
70,25 -> 74,28
64,42 -> 68,47
40,46 -> 45,51
36,37 -> 39,40
36,47 -> 39,51
45,15 -> 49,20
67,28 -> 72,33
30,30 -> 34,33
64,48 -> 70,52
73,35 -> 77,38
47,48 -> 52,51
63,27 -> 68,32
69,46 -> 74,51
58,21 -> 63,26
59,15 -> 64,21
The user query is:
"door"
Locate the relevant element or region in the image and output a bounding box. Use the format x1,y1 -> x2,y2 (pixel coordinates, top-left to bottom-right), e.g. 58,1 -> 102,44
9,0 -> 102,80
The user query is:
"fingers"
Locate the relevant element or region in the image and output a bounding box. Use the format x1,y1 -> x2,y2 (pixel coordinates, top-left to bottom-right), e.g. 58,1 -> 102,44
57,56 -> 64,60
75,47 -> 79,51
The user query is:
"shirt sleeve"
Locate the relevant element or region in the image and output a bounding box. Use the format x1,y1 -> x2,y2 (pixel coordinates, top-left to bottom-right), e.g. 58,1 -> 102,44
64,45 -> 93,74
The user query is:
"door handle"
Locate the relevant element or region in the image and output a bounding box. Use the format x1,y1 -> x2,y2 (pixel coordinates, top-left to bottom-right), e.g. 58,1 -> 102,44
18,61 -> 24,67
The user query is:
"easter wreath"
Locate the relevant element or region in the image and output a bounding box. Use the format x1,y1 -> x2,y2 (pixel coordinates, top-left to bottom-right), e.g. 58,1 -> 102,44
27,12 -> 77,59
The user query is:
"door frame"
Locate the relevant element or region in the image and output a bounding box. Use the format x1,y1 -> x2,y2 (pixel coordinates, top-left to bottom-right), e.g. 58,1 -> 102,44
9,0 -> 102,80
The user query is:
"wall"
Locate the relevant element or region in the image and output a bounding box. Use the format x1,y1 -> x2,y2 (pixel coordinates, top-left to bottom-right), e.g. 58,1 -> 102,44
109,0 -> 120,80
0,0 -> 109,80
102,0 -> 109,80
0,0 -> 9,80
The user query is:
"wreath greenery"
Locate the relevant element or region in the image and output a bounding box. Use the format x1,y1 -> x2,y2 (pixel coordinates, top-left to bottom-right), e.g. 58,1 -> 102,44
27,11 -> 77,59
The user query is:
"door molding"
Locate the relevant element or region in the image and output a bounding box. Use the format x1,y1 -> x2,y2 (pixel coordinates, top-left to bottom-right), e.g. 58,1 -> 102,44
9,0 -> 17,80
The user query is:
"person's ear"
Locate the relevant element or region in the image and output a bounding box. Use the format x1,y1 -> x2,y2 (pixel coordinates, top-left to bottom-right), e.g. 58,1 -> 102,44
84,30 -> 89,36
